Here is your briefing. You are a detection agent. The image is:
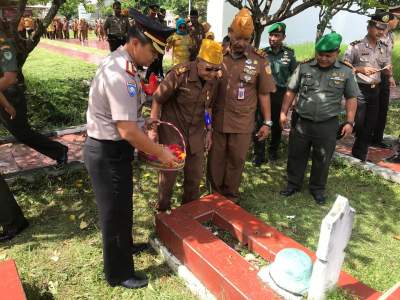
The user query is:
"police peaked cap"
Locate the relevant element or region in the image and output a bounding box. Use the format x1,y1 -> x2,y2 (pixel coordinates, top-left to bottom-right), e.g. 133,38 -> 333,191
129,8 -> 175,54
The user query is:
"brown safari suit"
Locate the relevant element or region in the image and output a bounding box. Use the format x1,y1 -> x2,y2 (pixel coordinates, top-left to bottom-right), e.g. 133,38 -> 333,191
208,45 -> 276,201
153,61 -> 218,211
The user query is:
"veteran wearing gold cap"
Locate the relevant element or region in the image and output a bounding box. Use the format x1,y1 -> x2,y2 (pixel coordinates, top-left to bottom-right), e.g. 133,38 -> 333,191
207,8 -> 276,203
150,39 -> 223,212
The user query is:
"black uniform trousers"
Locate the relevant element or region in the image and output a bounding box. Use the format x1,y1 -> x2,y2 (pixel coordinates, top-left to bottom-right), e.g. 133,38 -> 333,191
0,174 -> 25,228
0,86 -> 67,161
352,84 -> 380,160
373,74 -> 390,144
287,116 -> 339,196
84,137 -> 135,284
107,35 -> 126,52
146,53 -> 164,80
254,87 -> 286,161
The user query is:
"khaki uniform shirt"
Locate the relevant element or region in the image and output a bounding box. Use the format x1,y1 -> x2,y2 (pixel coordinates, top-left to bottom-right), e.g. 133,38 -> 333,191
153,61 -> 218,154
288,59 -> 360,122
104,15 -> 129,38
344,36 -> 390,84
213,46 -> 276,133
264,45 -> 297,88
86,47 -> 146,141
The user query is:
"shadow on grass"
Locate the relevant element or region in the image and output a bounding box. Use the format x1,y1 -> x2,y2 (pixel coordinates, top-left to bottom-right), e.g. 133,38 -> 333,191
23,282 -> 55,300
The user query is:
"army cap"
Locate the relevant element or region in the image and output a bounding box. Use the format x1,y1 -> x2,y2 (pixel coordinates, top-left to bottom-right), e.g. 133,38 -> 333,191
268,22 -> 286,34
129,9 -> 175,54
315,32 -> 342,52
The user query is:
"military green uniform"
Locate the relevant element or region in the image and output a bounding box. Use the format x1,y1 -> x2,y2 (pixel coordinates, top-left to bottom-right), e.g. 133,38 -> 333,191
104,14 -> 130,52
0,38 -> 67,163
285,59 -> 359,195
254,45 -> 296,162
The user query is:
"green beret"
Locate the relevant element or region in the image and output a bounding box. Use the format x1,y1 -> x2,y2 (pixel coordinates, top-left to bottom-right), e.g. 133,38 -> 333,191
268,22 -> 286,33
315,32 -> 342,52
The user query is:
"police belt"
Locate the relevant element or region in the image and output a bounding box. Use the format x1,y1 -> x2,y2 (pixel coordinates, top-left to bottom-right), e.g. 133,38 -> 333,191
358,82 -> 380,89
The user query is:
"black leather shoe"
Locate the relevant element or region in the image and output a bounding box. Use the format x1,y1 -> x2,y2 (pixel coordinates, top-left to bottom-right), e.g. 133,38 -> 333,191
279,188 -> 299,197
56,146 -> 69,165
371,142 -> 391,149
253,157 -> 266,167
312,194 -> 326,205
269,152 -> 278,162
111,276 -> 148,289
132,243 -> 149,255
0,218 -> 29,243
351,151 -> 366,162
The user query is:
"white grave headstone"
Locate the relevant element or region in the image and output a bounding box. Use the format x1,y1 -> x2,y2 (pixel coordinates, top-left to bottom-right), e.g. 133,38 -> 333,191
258,195 -> 355,300
308,195 -> 356,300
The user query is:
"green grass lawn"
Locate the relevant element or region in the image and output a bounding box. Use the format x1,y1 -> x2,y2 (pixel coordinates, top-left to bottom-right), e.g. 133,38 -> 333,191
1,147 -> 399,299
0,48 -> 97,137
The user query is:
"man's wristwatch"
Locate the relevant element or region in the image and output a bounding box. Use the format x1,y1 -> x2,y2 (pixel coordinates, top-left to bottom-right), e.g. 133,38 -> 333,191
344,121 -> 355,127
263,120 -> 273,127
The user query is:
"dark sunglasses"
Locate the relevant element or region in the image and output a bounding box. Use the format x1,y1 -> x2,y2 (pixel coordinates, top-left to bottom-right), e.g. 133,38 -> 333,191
205,66 -> 221,72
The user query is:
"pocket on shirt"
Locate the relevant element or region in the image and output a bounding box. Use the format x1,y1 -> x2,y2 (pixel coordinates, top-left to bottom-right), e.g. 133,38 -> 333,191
328,79 -> 345,89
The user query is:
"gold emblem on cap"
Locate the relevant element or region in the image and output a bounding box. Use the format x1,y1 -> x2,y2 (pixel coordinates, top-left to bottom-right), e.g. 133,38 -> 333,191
382,15 -> 389,23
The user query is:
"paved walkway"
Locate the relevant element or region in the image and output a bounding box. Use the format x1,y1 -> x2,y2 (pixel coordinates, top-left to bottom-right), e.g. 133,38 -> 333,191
0,133 -> 85,175
38,42 -> 104,65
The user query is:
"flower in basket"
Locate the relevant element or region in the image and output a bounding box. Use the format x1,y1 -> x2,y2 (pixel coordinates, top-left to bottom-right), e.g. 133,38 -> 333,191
167,144 -> 186,162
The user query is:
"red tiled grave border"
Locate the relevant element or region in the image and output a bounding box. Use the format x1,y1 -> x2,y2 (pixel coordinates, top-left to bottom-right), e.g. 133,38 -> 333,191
156,194 -> 382,300
0,260 -> 26,300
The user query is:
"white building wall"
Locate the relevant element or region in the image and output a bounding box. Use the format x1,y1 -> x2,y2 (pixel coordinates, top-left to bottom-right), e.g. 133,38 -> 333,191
207,0 -> 372,47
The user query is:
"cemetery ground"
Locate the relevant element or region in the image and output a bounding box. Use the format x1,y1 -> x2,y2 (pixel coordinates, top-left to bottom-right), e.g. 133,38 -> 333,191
0,43 -> 399,299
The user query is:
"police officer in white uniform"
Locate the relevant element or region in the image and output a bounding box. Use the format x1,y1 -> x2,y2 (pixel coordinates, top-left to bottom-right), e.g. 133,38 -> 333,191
84,10 -> 176,289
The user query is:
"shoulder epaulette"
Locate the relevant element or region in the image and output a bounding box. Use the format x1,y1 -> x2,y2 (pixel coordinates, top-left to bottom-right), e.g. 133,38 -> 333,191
379,40 -> 388,47
283,46 -> 294,53
301,58 -> 313,64
339,60 -> 353,69
350,40 -> 362,46
174,64 -> 190,75
125,61 -> 137,77
254,48 -> 267,58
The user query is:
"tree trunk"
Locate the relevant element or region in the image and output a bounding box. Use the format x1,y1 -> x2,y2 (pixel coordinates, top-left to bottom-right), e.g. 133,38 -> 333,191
253,23 -> 265,49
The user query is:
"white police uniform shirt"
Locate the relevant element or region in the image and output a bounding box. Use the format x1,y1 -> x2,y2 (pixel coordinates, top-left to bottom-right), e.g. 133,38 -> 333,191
86,46 -> 146,141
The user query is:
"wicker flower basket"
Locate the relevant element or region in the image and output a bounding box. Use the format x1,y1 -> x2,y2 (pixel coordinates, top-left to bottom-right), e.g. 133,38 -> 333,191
139,121 -> 186,171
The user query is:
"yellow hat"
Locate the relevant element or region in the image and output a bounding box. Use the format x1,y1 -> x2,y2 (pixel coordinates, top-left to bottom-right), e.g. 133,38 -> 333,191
121,9 -> 129,16
197,39 -> 223,65
230,8 -> 254,38
205,31 -> 215,40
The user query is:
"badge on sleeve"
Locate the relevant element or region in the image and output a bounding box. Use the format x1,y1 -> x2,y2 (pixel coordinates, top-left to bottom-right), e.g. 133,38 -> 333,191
127,82 -> 137,97
3,50 -> 12,61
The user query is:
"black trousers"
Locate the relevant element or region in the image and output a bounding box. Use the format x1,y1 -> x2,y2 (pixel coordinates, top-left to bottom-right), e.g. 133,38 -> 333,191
373,75 -> 390,144
146,53 -> 164,80
286,116 -> 338,195
352,84 -> 380,160
0,174 -> 25,228
107,35 -> 126,52
254,87 -> 286,160
0,86 -> 67,161
84,137 -> 135,284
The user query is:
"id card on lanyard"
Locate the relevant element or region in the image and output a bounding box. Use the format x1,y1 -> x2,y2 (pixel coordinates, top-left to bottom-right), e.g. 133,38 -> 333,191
238,82 -> 245,100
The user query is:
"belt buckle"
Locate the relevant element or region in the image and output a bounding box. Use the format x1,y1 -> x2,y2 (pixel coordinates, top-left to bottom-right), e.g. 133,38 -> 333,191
371,84 -> 376,88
